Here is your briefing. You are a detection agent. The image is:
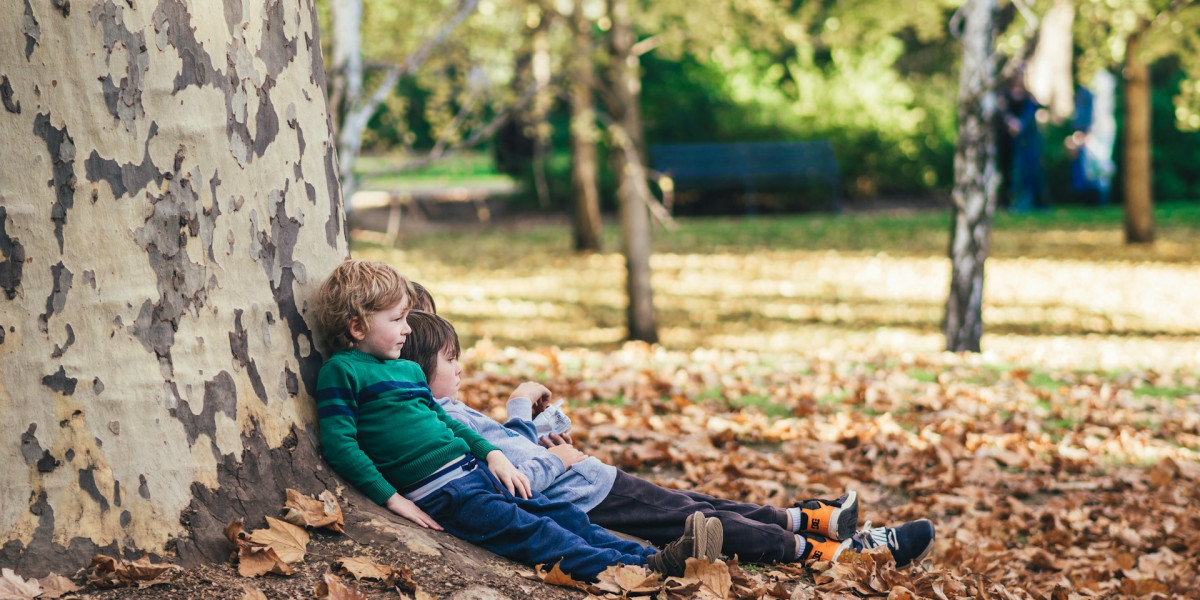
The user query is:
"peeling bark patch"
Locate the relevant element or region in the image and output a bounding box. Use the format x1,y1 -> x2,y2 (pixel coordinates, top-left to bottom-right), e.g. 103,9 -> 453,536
252,80 -> 279,157
22,0 -> 40,59
1,76 -> 20,113
255,197 -> 322,396
221,0 -> 242,35
39,262 -> 73,333
283,366 -> 298,397
42,366 -> 77,395
153,0 -> 280,166
78,467 -> 110,512
153,0 -> 219,92
51,0 -> 70,17
20,424 -> 42,464
33,114 -> 76,253
228,310 -> 267,401
91,1 -> 149,132
84,121 -> 162,199
37,451 -> 60,473
256,0 -> 297,80
131,166 -> 211,365
114,481 -> 121,507
120,511 -> 132,527
0,206 -> 26,299
171,370 -> 237,447
138,474 -> 151,499
51,323 -> 75,358
323,145 -> 342,247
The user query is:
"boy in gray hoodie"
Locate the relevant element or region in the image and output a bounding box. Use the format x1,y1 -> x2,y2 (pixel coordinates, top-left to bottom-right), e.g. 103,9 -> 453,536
398,310 -> 936,568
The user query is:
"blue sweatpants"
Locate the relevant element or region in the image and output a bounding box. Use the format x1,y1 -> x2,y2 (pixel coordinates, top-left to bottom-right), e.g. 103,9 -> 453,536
414,466 -> 657,581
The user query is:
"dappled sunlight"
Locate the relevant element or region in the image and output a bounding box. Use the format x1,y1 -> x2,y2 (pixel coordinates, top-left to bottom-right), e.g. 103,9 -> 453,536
355,233 -> 1200,370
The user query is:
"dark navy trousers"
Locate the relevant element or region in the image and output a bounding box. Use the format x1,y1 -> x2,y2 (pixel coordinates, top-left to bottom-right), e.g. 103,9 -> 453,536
414,467 -> 656,581
586,471 -> 797,563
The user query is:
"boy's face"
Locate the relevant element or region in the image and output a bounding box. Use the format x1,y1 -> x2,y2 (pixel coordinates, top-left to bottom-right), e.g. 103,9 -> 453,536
428,350 -> 462,400
350,299 -> 412,361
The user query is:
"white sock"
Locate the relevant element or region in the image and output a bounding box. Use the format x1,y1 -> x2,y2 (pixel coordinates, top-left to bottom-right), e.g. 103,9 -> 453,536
794,534 -> 807,560
786,507 -> 803,532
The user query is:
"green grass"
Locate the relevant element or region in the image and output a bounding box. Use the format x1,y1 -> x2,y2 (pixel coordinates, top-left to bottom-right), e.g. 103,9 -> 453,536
909,369 -> 938,383
730,394 -> 793,419
1134,385 -> 1200,399
354,151 -> 515,187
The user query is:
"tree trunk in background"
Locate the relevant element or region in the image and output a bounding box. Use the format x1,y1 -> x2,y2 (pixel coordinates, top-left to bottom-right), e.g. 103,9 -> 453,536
329,0 -> 364,132
945,0 -> 1000,353
606,0 -> 657,343
0,0 -> 347,576
1122,30 -> 1155,244
569,0 -> 602,252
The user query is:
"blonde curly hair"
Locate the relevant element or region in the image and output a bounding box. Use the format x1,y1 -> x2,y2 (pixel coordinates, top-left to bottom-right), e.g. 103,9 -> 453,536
313,259 -> 412,353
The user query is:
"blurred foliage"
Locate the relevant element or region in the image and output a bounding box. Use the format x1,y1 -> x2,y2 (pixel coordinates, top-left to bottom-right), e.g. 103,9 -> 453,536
320,0 -> 1200,208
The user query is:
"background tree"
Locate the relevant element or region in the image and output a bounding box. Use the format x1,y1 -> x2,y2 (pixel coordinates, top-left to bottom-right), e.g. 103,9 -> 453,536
1072,0 -> 1200,244
0,0 -> 346,574
568,0 -> 603,251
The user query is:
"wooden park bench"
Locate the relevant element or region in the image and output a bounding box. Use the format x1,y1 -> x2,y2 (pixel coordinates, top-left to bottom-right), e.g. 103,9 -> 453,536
650,141 -> 841,213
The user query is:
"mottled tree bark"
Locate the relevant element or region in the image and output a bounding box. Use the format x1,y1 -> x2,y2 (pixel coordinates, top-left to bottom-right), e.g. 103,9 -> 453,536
0,0 -> 347,575
945,0 -> 1000,353
569,0 -> 602,252
1122,29 -> 1155,244
606,0 -> 657,343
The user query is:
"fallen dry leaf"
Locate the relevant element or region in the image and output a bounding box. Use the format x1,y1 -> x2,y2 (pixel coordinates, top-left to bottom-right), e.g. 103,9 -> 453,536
282,488 -> 345,533
240,585 -> 268,600
0,568 -> 40,600
225,518 -> 297,577
248,517 -> 310,564
86,555 -> 181,589
594,563 -> 660,595
315,572 -> 368,600
35,573 -> 78,599
684,558 -> 732,599
536,562 -> 589,590
332,556 -> 399,586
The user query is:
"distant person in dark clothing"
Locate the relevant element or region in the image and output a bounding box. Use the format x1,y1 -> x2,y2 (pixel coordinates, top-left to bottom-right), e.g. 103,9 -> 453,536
1001,77 -> 1048,212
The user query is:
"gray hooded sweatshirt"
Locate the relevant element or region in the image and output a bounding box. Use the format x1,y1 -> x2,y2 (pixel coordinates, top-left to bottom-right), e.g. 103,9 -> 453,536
435,396 -> 617,513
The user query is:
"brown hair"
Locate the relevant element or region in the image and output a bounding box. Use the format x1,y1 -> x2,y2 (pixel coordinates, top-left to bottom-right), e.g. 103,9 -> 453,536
398,311 -> 460,383
313,259 -> 412,353
410,281 -> 437,313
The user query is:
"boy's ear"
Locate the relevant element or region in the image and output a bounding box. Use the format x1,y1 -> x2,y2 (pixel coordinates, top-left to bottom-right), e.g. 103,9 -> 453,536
348,316 -> 367,341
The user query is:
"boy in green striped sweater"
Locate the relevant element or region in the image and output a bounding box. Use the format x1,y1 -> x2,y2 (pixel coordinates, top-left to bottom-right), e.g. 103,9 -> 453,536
311,259 -> 722,581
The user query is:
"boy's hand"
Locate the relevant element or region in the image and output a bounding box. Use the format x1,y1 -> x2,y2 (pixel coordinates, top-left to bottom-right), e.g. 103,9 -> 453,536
385,493 -> 443,531
539,432 -> 575,447
546,444 -> 587,469
510,382 -> 552,415
486,450 -> 532,499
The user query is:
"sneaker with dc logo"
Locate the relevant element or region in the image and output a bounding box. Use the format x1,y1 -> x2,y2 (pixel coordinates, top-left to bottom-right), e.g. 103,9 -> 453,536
800,519 -> 935,569
794,490 -> 859,541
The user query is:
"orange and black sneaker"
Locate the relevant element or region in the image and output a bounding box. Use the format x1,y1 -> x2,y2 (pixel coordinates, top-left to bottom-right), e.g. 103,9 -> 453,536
794,490 -> 858,541
798,533 -> 844,564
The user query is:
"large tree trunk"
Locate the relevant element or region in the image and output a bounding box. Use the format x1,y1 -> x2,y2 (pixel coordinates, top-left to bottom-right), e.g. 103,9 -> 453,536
1122,29 -> 1155,244
0,0 -> 347,575
944,0 -> 1000,353
569,0 -> 602,252
606,0 -> 657,343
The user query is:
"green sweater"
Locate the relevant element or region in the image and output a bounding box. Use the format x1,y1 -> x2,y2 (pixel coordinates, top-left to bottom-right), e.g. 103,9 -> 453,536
315,349 -> 498,505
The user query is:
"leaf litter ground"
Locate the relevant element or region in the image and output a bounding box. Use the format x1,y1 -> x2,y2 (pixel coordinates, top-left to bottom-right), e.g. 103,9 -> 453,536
39,340 -> 1199,600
